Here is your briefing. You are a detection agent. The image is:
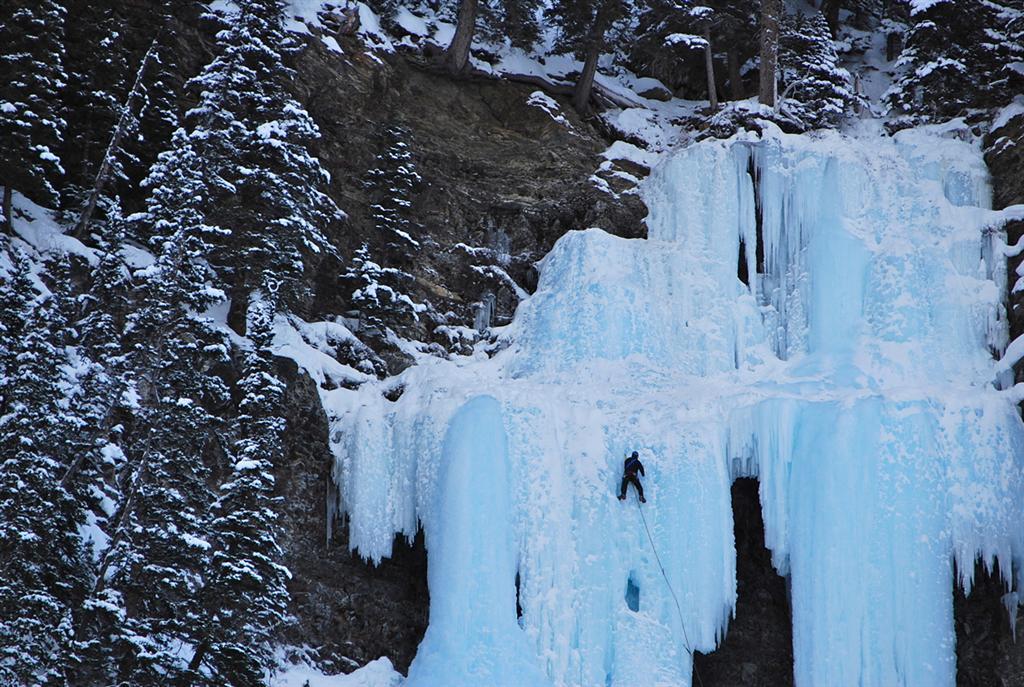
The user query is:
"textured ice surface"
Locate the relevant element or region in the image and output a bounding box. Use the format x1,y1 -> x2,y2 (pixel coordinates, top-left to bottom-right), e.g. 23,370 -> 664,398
318,126 -> 1024,687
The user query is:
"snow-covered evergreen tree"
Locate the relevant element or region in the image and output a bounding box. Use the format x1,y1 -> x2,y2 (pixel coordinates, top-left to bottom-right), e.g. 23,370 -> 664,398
117,4 -> 195,208
480,0 -> 545,50
365,126 -> 423,249
77,128 -> 231,686
0,246 -> 35,405
0,273 -> 90,687
80,216 -> 132,364
0,0 -> 67,228
633,0 -> 757,99
345,244 -> 426,338
186,0 -> 342,318
885,0 -> 1011,123
62,2 -> 129,210
59,220 -> 133,522
183,293 -> 291,686
779,11 -> 855,129
997,0 -> 1024,105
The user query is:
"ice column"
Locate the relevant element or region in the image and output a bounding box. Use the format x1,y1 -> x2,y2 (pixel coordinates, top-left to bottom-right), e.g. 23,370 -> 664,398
405,396 -> 551,687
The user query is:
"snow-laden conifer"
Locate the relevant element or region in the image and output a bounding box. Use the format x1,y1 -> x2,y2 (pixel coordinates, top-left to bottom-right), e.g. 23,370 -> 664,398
0,264 -> 89,687
779,11 -> 855,129
186,0 -> 342,317
183,292 -> 292,685
0,0 -> 67,228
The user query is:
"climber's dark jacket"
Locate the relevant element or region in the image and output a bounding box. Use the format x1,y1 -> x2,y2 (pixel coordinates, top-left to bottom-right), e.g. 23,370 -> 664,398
623,456 -> 645,478
619,455 -> 646,502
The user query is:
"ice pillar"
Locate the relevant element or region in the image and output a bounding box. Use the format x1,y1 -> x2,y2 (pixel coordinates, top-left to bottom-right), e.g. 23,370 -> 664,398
405,395 -> 551,687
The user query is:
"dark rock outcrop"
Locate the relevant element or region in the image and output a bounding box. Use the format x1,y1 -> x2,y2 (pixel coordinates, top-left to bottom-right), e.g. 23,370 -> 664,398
986,111 -> 1024,382
959,109 -> 1024,686
955,559 -> 1024,687
274,357 -> 429,673
293,33 -> 647,366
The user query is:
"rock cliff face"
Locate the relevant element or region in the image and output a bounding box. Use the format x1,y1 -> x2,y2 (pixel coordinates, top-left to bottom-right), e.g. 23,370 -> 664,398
694,479 -> 794,687
953,114 -> 1024,687
987,114 -> 1024,379
292,29 -> 646,370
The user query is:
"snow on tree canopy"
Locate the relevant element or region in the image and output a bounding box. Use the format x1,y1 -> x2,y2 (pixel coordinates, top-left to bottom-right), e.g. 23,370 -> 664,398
323,126 -> 1024,687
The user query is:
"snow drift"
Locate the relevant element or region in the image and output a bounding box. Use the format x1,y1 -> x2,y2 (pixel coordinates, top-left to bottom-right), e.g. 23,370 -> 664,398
313,125 -> 1024,687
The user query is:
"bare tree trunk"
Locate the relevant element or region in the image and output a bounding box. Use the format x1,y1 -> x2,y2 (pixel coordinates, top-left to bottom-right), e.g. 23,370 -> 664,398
73,36 -> 161,240
822,0 -> 842,37
573,3 -> 613,115
178,639 -> 210,687
727,47 -> 744,100
759,0 -> 782,108
573,41 -> 601,114
444,0 -> 478,75
2,185 -> 11,233
703,27 -> 719,110
886,31 -> 901,61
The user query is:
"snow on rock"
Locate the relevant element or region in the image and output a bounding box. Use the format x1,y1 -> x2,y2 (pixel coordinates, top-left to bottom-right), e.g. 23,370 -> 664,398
601,140 -> 660,169
993,95 -> 1024,132
10,192 -> 97,266
326,126 -> 1024,687
272,315 -> 372,388
287,0 -> 394,53
394,7 -> 429,37
525,91 -> 575,133
271,656 -> 404,687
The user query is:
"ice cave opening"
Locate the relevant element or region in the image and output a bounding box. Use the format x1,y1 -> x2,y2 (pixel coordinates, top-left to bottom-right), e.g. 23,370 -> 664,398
694,477 -> 793,687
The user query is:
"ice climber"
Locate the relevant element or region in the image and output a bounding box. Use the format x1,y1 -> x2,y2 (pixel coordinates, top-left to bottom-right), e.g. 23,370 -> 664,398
618,451 -> 646,503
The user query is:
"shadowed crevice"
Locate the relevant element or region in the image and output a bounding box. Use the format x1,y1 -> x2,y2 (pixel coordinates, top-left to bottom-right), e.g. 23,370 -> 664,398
694,477 -> 793,687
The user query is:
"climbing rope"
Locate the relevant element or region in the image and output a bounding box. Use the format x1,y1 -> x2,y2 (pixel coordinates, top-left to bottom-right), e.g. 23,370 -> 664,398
636,498 -> 706,687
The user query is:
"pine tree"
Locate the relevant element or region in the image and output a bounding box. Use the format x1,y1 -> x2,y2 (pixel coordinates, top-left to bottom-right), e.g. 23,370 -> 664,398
478,0 -> 545,51
995,0 -> 1024,106
116,1 -> 206,219
76,129 -> 231,686
633,0 -> 757,101
61,2 -> 130,214
779,11 -> 855,129
344,244 -> 426,338
182,293 -> 291,686
885,0 -> 1010,123
0,246 -> 35,412
70,28 -> 165,241
60,217 -> 134,492
365,126 -> 423,249
185,0 -> 341,321
79,214 -> 133,367
0,0 -> 67,229
0,271 -> 90,687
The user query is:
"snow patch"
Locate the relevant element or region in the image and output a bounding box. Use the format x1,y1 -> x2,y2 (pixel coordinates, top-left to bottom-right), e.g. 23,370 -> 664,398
271,656 -> 403,687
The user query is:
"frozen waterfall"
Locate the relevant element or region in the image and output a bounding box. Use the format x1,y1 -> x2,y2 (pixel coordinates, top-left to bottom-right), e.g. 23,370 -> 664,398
319,126 -> 1024,687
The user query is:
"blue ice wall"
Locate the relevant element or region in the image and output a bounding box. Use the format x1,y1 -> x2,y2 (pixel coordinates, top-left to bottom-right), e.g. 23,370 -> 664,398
324,126 -> 1024,687
405,396 -> 550,687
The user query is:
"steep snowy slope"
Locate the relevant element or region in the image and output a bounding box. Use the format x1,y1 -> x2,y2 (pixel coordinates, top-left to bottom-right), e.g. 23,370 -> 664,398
314,124 -> 1024,687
